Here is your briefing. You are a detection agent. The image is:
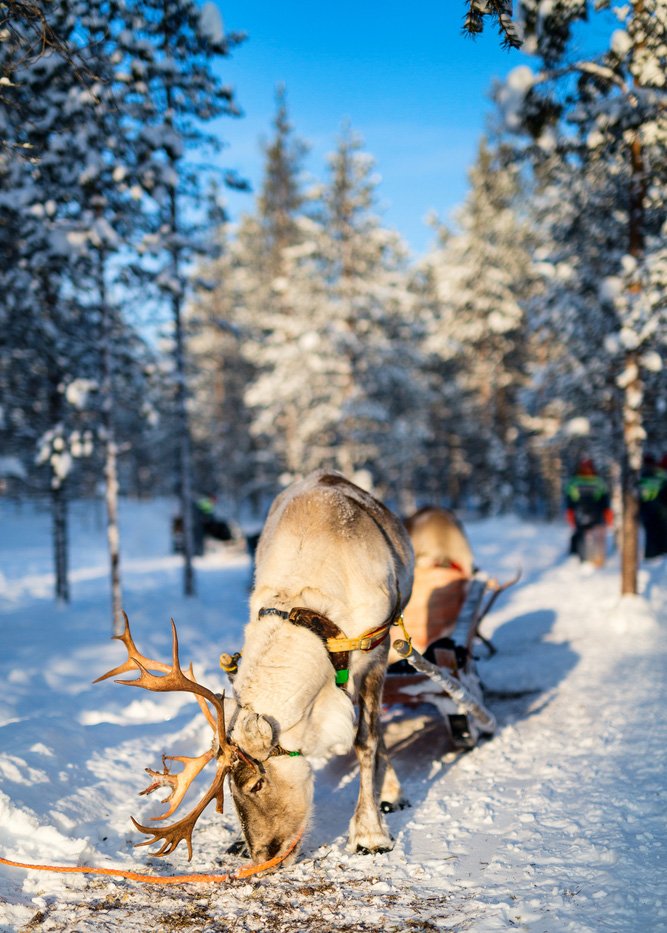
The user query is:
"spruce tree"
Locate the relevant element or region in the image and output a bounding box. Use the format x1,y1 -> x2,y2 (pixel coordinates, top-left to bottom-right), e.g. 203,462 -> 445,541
424,138 -> 534,513
246,125 -> 427,501
190,87 -> 310,508
121,0 -> 245,595
498,0 -> 667,592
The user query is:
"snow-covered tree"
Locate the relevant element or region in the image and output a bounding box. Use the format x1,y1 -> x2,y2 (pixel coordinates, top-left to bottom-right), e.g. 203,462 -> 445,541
462,0 -> 522,49
246,125 -> 429,503
0,0 -> 101,602
119,0 -> 246,596
188,87 -> 308,508
258,84 -> 309,279
423,138 -> 535,513
497,0 -> 667,592
0,0 -> 242,609
0,0 -> 90,154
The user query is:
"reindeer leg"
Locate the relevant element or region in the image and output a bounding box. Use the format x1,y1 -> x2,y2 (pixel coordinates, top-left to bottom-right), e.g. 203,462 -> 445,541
348,663 -> 394,853
376,728 -> 410,814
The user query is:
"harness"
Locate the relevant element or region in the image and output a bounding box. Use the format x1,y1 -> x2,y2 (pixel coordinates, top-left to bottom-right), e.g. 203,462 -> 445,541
257,597 -> 401,687
221,593 -> 403,689
220,595 -> 405,762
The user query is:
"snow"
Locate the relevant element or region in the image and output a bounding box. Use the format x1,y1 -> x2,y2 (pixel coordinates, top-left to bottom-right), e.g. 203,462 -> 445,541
611,29 -> 632,59
199,2 -> 224,43
496,66 -> 538,132
640,350 -> 663,373
64,379 -> 98,410
1,499 -> 666,932
563,416 -> 590,437
0,459 -> 26,481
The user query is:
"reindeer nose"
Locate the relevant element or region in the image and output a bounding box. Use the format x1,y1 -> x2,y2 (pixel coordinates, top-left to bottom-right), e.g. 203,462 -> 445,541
264,838 -> 282,860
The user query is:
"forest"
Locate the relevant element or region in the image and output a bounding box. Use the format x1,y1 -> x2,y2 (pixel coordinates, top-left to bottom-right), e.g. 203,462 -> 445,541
1,0 -> 666,613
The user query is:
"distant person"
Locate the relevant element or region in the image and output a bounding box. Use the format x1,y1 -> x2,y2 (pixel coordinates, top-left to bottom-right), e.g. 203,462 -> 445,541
565,459 -> 613,566
639,454 -> 667,559
192,495 -> 232,555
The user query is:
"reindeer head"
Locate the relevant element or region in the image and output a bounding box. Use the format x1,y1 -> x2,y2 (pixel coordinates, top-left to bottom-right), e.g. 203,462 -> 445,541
230,750 -> 312,864
218,707 -> 311,864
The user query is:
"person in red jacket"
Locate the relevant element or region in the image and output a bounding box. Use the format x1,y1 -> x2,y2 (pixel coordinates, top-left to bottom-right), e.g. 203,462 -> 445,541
565,459 -> 613,566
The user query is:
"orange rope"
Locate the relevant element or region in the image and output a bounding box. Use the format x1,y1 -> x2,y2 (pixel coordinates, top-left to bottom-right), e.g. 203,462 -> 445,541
0,830 -> 303,886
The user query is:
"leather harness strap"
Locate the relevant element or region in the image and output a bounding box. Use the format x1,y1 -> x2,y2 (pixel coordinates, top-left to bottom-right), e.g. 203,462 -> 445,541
288,607 -> 352,684
258,606 -> 352,685
258,593 -> 402,688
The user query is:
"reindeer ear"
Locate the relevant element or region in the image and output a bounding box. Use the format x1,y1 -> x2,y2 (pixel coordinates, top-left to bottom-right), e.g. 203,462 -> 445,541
231,709 -> 275,759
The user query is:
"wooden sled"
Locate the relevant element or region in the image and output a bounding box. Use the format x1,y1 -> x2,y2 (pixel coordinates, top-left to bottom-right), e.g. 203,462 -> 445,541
383,571 -> 520,749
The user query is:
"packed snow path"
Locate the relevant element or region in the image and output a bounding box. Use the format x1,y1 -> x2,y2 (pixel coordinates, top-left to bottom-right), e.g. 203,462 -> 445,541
0,500 -> 665,932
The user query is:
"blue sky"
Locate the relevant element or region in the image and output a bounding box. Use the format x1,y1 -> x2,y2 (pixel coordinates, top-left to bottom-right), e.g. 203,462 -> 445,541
213,1 -> 528,255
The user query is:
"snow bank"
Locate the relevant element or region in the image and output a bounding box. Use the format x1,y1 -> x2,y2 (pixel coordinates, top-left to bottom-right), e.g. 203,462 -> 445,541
0,500 -> 665,931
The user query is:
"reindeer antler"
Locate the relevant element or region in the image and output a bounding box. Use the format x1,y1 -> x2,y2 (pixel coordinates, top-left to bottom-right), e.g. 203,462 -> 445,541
95,613 -> 237,861
94,612 -> 216,730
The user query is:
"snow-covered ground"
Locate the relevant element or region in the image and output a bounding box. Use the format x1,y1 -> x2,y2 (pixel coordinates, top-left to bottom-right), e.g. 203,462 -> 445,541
0,497 -> 665,932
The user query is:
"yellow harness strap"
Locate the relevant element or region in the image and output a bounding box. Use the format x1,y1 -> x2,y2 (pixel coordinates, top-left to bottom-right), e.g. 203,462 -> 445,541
393,612 -> 413,651
325,621 -> 393,653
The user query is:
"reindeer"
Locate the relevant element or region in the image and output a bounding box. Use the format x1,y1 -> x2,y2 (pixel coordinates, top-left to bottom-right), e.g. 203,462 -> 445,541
404,506 -> 474,576
96,470 -> 414,868
391,506 -> 475,656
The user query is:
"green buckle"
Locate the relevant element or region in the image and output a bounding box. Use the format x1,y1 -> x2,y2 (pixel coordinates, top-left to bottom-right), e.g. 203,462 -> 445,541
336,668 -> 349,685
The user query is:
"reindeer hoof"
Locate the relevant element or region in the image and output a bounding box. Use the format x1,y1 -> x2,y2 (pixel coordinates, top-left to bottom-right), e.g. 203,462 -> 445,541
356,843 -> 393,855
380,798 -> 410,813
227,837 -> 250,858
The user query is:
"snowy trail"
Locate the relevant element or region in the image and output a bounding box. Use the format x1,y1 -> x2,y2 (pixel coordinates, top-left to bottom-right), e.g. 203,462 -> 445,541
0,502 -> 666,932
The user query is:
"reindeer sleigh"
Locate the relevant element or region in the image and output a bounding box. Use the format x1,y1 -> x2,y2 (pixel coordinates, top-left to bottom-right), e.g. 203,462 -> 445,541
383,506 -> 519,750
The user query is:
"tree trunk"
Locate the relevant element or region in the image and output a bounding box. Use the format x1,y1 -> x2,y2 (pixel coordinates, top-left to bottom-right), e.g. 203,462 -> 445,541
52,482 -> 70,602
620,350 -> 642,595
618,0 -> 648,596
48,367 -> 69,602
169,184 -> 196,597
619,122 -> 646,595
621,460 -> 640,594
99,250 -> 124,633
609,458 -> 623,552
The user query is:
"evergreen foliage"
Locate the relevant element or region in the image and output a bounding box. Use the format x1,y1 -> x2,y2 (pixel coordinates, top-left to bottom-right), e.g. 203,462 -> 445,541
0,0 -> 245,604
2,0 -> 665,607
495,0 -> 667,591
423,138 -> 535,514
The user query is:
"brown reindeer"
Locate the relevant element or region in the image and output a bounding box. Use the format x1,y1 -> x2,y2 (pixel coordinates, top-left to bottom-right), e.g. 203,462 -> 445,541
392,506 -> 474,654
96,470 -> 414,867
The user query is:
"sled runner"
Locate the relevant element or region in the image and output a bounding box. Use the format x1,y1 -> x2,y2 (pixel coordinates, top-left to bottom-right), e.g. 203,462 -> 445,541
383,571 -> 519,749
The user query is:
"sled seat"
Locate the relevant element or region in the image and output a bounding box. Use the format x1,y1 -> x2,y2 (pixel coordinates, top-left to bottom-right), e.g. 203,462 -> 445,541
390,563 -> 468,655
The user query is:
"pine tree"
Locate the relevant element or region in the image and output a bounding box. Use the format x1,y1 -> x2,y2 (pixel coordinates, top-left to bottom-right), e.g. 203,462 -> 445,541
497,0 -> 667,592
245,125 -> 428,501
121,0 -> 246,595
0,0 -> 237,610
423,138 -> 534,513
258,84 -> 309,278
189,87 -> 308,509
0,0 -> 99,602
462,0 -> 522,49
